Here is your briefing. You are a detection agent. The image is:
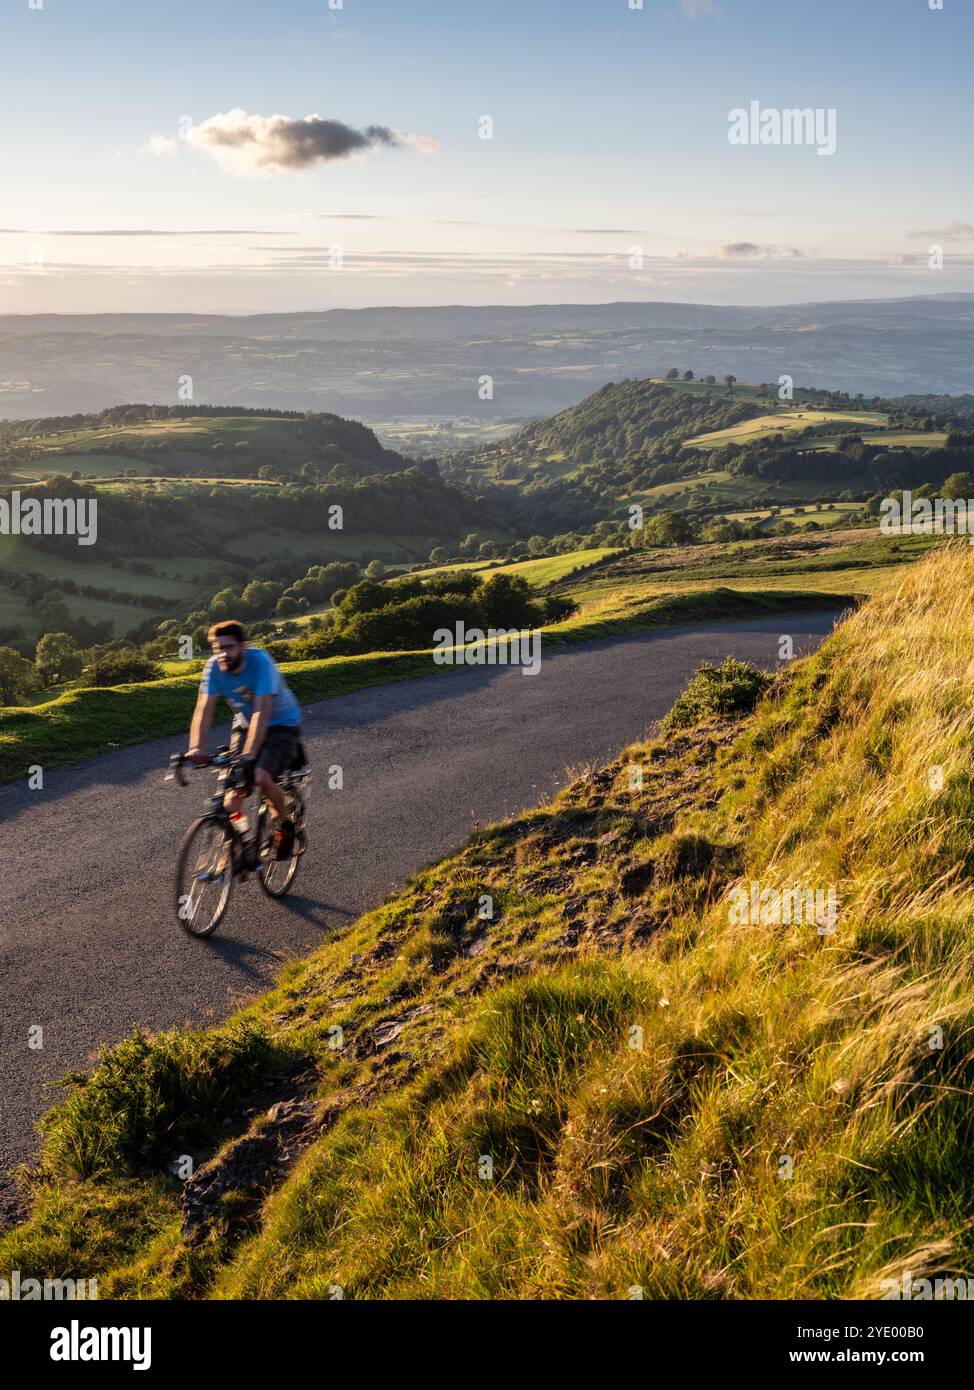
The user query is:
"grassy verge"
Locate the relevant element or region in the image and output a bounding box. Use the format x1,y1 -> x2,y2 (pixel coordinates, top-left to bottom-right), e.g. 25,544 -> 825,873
0,586 -> 848,785
6,544 -> 974,1298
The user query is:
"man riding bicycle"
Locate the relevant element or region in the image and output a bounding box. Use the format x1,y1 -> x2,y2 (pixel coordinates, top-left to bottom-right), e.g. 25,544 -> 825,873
187,620 -> 303,860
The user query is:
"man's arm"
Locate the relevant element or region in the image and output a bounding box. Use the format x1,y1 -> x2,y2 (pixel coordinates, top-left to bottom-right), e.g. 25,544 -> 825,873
188,692 -> 218,760
241,694 -> 274,759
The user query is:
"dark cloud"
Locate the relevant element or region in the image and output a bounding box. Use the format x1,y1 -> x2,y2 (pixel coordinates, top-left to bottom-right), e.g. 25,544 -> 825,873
158,109 -> 436,176
714,241 -> 803,259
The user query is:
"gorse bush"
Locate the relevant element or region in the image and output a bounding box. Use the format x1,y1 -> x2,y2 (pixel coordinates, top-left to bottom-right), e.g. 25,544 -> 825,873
661,655 -> 771,730
80,650 -> 165,688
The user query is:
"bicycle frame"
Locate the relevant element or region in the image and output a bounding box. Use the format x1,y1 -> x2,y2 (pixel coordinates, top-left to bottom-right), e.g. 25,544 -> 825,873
168,748 -> 310,880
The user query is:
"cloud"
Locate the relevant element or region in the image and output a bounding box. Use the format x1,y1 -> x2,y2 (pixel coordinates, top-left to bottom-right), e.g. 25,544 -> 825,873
906,220 -> 974,242
680,0 -> 719,17
306,214 -> 647,234
713,241 -> 803,259
144,135 -> 179,156
148,109 -> 437,176
0,227 -> 281,237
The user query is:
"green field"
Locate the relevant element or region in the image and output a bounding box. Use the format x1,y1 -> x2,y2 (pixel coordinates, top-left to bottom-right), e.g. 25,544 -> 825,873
0,536 -> 204,598
15,454 -> 150,479
0,587 -> 170,641
404,546 -> 617,588
631,472 -> 850,512
724,502 -> 859,524
684,408 -> 888,450
801,429 -> 949,453
27,414 -> 305,459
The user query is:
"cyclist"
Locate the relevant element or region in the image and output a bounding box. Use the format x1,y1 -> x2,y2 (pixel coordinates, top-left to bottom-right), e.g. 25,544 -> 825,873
187,619 -> 303,859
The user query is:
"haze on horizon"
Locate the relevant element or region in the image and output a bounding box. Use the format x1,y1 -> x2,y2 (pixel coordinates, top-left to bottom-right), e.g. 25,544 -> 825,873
1,0 -> 971,315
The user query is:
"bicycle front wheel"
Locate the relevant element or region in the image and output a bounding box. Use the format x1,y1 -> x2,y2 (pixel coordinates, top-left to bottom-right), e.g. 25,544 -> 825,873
175,816 -> 234,937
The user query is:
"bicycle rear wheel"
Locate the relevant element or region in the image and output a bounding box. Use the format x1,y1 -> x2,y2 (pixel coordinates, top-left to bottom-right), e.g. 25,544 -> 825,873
257,790 -> 305,898
175,816 -> 234,936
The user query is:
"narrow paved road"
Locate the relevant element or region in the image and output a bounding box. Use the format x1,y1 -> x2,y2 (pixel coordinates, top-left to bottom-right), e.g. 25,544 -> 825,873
0,613 -> 842,1209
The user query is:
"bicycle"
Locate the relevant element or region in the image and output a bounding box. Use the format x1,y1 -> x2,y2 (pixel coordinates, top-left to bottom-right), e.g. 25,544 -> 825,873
166,746 -> 311,937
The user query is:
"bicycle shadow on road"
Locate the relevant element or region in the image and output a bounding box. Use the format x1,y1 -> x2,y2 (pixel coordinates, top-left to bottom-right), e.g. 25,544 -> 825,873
191,892 -> 356,979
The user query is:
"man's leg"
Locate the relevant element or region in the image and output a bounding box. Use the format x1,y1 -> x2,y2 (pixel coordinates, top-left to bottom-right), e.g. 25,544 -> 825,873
255,768 -> 289,821
224,729 -> 247,815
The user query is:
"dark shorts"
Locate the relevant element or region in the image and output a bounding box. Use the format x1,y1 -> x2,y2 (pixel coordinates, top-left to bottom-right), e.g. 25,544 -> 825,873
230,725 -> 302,783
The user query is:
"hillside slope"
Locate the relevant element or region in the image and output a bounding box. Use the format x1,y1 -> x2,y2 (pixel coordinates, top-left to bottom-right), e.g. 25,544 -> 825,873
4,545 -> 974,1298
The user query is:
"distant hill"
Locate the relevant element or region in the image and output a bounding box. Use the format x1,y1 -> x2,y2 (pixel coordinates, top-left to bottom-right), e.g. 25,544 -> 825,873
0,404 -> 412,481
496,379 -> 763,467
2,295 -> 974,420
440,376 -> 969,534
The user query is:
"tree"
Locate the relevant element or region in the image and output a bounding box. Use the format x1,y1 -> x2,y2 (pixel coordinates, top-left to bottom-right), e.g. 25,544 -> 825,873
364,559 -> 387,580
35,632 -> 83,686
209,587 -> 240,619
683,370 -> 694,381
241,579 -> 285,617
941,472 -> 974,500
704,375 -> 716,384
645,511 -> 696,546
723,375 -> 737,393
428,546 -> 450,565
0,646 -> 40,705
665,368 -> 680,380
476,573 -> 543,629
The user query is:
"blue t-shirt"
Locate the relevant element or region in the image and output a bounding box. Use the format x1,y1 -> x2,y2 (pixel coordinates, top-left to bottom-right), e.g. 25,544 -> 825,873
201,647 -> 301,729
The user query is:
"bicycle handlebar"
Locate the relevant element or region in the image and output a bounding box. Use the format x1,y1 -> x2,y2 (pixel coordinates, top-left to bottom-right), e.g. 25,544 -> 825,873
166,750 -> 237,788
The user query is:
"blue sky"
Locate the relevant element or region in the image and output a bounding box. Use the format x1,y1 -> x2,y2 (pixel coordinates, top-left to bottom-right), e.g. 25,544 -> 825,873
0,0 -> 970,312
